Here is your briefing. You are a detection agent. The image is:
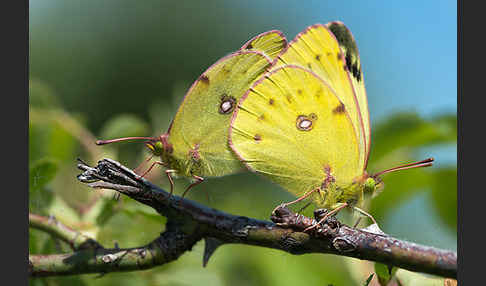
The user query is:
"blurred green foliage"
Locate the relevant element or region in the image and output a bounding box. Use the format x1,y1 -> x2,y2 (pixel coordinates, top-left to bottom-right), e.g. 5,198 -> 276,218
29,2 -> 456,285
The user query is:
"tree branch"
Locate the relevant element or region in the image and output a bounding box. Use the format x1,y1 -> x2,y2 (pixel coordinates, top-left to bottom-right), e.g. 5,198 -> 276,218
29,158 -> 456,278
29,222 -> 200,277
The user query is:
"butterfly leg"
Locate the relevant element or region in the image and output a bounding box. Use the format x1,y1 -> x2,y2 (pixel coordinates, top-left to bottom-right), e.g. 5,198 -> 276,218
133,155 -> 154,174
165,169 -> 177,198
139,161 -> 167,178
182,175 -> 205,198
303,202 -> 348,232
272,188 -> 321,215
296,202 -> 313,214
353,206 -> 378,225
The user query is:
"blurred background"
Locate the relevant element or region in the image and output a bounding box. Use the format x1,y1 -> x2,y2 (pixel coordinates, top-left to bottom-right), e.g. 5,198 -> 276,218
29,1 -> 456,285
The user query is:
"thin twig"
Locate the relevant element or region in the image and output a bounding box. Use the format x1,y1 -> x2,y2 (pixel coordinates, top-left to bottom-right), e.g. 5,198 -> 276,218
29,213 -> 103,251
30,225 -> 199,277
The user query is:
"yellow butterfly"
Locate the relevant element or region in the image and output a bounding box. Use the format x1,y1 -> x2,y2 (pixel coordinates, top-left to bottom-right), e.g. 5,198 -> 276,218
229,23 -> 433,228
96,31 -> 287,196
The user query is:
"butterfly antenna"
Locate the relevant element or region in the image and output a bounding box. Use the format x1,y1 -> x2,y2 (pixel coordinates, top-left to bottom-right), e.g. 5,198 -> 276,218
372,157 -> 434,178
95,137 -> 157,145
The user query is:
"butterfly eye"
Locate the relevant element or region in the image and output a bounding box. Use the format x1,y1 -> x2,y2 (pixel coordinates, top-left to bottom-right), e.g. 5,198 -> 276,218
219,95 -> 236,114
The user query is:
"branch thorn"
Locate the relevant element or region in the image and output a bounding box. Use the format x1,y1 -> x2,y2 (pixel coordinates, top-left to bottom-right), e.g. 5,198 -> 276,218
203,237 -> 224,267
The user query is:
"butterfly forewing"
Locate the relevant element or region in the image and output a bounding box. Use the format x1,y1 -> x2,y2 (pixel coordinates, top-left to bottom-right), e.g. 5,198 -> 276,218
326,22 -> 371,168
273,24 -> 367,171
230,65 -> 361,198
169,51 -> 273,177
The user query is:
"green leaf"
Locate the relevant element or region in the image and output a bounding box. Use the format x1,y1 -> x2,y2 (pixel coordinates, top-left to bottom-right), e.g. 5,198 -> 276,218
369,167 -> 433,222
29,159 -> 58,214
47,121 -> 77,162
29,112 -> 78,164
29,158 -> 58,190
374,263 -> 397,285
99,114 -> 149,140
41,235 -> 59,254
430,169 -> 457,231
29,229 -> 39,254
367,112 -> 457,222
45,276 -> 87,286
29,119 -> 52,164
394,268 -> 448,285
29,277 -> 47,286
96,198 -> 119,226
369,113 -> 456,163
96,210 -> 164,248
122,199 -> 164,223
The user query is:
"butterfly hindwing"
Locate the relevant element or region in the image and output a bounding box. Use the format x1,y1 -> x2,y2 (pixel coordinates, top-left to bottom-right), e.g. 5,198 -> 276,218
273,24 -> 367,171
229,65 -> 361,197
241,30 -> 287,62
169,51 -> 273,177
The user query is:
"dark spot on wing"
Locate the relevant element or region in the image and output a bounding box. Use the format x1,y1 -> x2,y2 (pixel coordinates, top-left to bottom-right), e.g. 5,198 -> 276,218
352,64 -> 358,77
296,114 -> 317,131
269,98 -> 274,105
219,94 -> 236,114
315,54 -> 321,61
345,53 -> 353,72
328,22 -> 359,57
199,75 -> 209,84
337,52 -> 343,61
253,134 -> 262,141
246,43 -> 253,49
328,23 -> 362,82
297,89 -> 302,95
333,102 -> 346,114
258,114 -> 265,120
222,65 -> 231,74
307,63 -> 312,69
286,94 -> 292,103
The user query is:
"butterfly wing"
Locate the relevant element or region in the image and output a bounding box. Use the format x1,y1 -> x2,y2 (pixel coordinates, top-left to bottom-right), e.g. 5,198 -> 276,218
326,21 -> 371,168
229,65 -> 361,200
241,30 -> 287,61
273,24 -> 367,171
168,51 -> 273,177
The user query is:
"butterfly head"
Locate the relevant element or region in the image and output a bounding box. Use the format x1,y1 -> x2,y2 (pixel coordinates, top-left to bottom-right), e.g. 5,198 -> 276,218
362,176 -> 379,194
144,134 -> 173,157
